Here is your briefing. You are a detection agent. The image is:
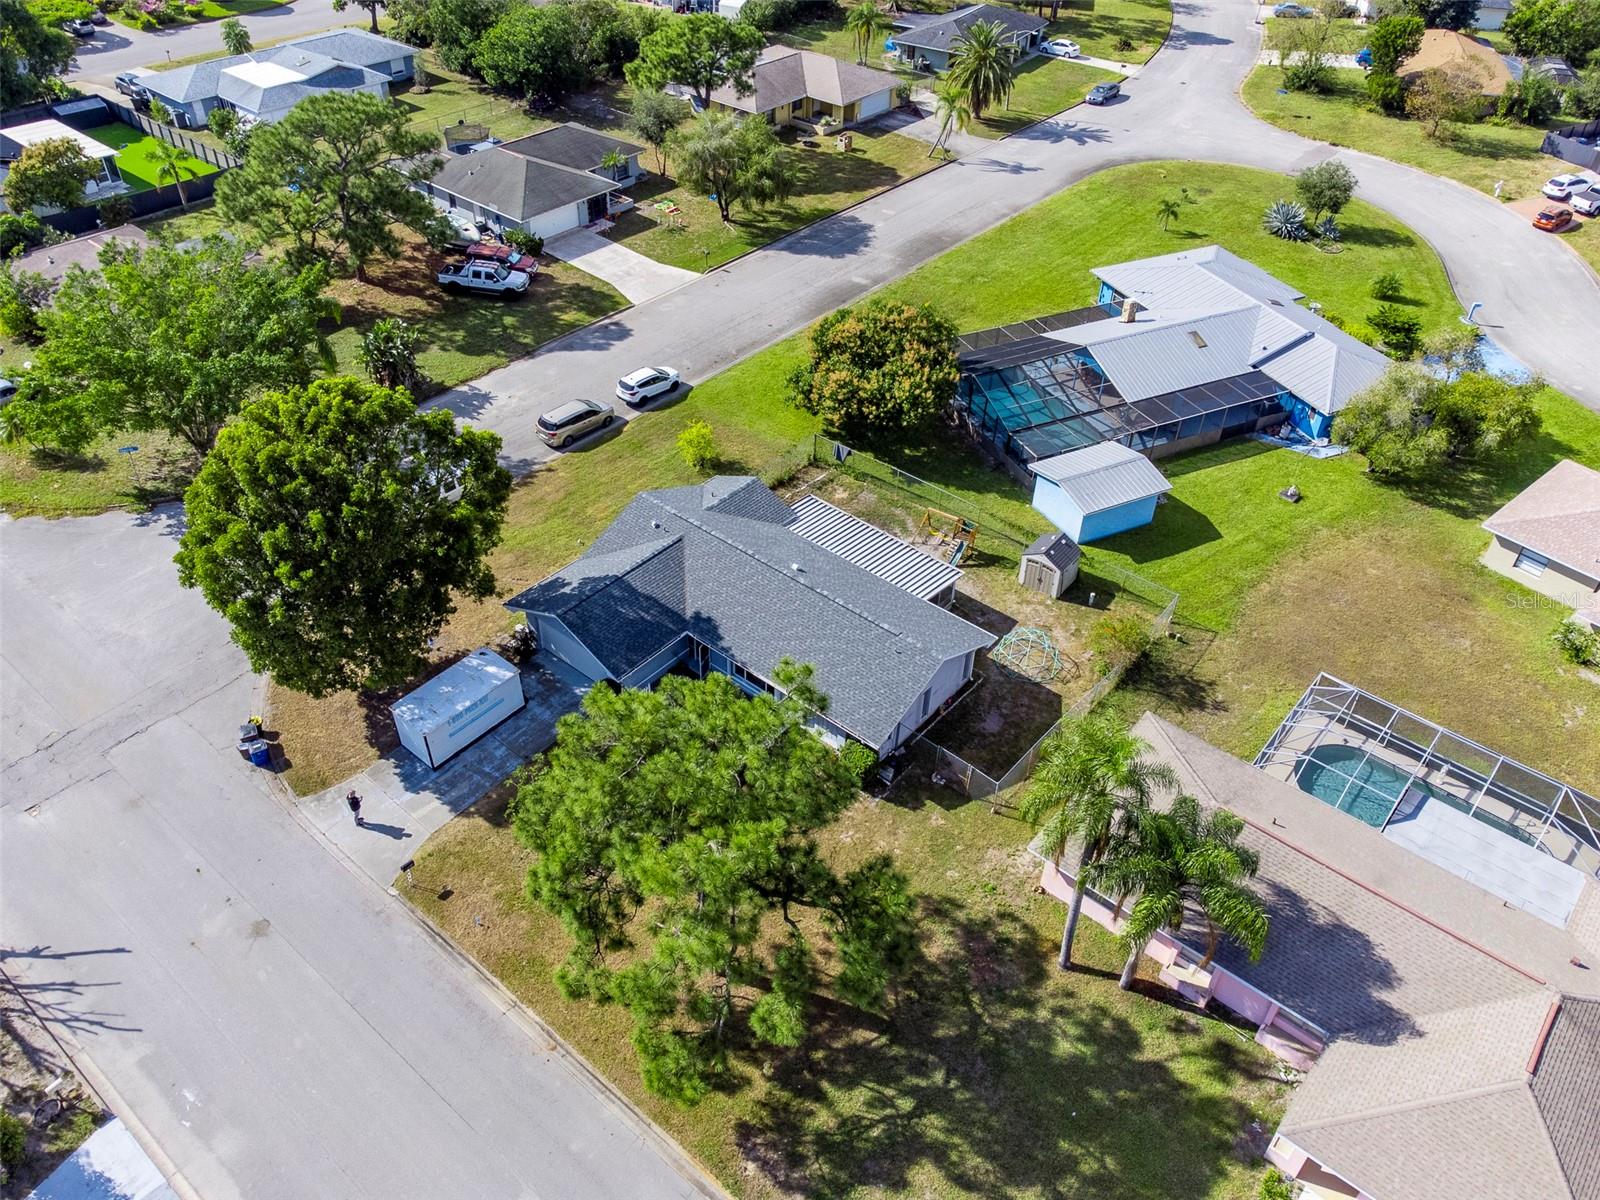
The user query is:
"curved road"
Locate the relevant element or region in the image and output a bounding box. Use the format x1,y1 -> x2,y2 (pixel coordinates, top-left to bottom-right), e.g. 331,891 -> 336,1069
432,0 -> 1599,471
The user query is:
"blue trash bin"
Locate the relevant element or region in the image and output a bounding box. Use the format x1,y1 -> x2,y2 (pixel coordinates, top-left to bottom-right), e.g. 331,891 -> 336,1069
247,741 -> 271,768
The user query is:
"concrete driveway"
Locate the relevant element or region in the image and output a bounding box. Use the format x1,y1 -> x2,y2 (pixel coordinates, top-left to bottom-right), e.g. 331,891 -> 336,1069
544,228 -> 699,304
0,508 -> 718,1200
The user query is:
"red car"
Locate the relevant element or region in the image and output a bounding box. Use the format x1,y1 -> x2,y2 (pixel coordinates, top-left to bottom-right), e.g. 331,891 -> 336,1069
465,241 -> 539,273
1532,206 -> 1573,232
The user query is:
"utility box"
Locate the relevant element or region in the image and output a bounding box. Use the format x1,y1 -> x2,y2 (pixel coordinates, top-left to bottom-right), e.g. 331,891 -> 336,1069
391,648 -> 526,769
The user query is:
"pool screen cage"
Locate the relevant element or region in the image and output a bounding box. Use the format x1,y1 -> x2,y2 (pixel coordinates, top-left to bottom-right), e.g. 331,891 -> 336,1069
1256,673 -> 1600,878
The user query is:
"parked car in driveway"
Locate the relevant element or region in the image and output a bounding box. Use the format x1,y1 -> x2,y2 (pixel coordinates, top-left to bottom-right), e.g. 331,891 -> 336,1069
1532,206 -> 1574,231
1042,38 -> 1081,58
616,367 -> 680,406
1570,186 -> 1600,216
63,17 -> 95,36
436,261 -> 531,295
465,241 -> 539,273
1273,3 -> 1315,15
538,399 -> 616,448
1086,81 -> 1121,104
1542,173 -> 1590,200
90,8 -> 109,22
115,71 -> 149,98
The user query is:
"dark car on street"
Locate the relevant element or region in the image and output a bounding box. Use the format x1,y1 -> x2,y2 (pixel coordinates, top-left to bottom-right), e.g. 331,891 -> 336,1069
1086,81 -> 1121,105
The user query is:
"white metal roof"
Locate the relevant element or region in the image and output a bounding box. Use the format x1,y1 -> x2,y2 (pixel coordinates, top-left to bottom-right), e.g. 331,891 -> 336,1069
1029,442 -> 1172,513
1047,308 -> 1265,402
3,119 -> 117,160
788,494 -> 963,601
389,649 -> 519,731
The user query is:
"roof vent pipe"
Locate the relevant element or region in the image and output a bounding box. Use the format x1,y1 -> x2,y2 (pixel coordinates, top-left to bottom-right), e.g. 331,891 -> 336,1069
1120,298 -> 1140,323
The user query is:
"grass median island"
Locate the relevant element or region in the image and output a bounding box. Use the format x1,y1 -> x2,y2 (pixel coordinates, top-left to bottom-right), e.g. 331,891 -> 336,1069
402,786 -> 1289,1200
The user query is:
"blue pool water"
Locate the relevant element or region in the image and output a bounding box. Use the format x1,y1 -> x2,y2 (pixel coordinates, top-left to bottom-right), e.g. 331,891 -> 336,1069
1294,744 -> 1411,828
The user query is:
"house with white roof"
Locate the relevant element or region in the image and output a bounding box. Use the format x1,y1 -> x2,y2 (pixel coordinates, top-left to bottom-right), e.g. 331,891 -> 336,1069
0,119 -> 127,204
136,28 -> 415,127
954,246 -> 1393,469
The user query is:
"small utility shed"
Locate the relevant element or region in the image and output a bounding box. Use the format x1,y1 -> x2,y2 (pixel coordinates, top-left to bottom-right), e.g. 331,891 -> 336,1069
390,648 -> 526,769
1029,442 -> 1172,543
1019,532 -> 1080,598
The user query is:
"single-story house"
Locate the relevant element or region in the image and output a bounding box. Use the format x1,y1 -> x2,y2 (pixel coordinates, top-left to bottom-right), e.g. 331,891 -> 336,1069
136,28 -> 415,127
1029,441 -> 1171,543
7,224 -> 150,285
709,46 -> 898,128
416,123 -> 645,239
1034,712 -> 1600,1200
888,4 -> 1047,73
954,245 -> 1392,470
1481,459 -> 1600,629
0,119 -> 127,204
1399,29 -> 1514,96
505,477 -> 995,757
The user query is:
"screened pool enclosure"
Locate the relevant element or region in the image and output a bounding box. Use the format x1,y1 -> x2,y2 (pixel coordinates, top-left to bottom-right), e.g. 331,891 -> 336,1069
1257,674 -> 1600,927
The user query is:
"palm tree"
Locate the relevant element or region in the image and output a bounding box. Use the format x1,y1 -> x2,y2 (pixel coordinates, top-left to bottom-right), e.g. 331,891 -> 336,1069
150,141 -> 200,211
1156,196 -> 1181,231
1088,795 -> 1269,991
1018,714 -> 1177,969
947,20 -> 1016,118
928,78 -> 972,158
844,1 -> 893,65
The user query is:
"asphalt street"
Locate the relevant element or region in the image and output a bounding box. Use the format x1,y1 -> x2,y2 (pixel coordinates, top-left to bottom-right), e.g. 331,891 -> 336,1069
0,507 -> 720,1200
65,0 -> 353,81
428,0 -> 1600,471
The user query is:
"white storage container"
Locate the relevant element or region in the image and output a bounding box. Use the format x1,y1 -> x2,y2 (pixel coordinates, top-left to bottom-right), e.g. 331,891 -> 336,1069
391,649 -> 525,769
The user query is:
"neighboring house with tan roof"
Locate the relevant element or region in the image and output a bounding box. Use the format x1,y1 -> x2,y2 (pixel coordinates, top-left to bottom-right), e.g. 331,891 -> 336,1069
8,224 -> 150,287
709,47 -> 898,128
1398,29 -> 1514,97
1481,459 -> 1600,629
1033,712 -> 1600,1200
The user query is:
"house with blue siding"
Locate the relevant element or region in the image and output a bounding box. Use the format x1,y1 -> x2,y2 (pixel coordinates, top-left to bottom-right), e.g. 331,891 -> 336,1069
1030,442 -> 1172,543
955,246 -> 1392,469
505,478 -> 995,758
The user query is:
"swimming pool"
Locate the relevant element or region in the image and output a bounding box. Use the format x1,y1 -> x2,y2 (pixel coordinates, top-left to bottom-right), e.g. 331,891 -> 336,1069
1294,744 -> 1412,828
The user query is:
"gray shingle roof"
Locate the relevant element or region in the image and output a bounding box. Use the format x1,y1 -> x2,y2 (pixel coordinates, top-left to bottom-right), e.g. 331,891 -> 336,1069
890,4 -> 1046,52
277,28 -> 415,69
1482,459 -> 1600,583
1532,996 -> 1600,1200
1023,532 -> 1079,573
499,123 -> 644,173
428,147 -> 615,222
506,478 -> 994,748
139,28 -> 414,105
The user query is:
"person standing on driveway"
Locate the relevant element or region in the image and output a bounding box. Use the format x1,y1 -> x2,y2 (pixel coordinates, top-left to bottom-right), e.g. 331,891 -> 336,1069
346,791 -> 364,827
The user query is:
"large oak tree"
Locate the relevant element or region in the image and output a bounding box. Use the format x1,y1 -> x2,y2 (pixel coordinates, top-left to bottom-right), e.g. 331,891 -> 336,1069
176,377 -> 511,697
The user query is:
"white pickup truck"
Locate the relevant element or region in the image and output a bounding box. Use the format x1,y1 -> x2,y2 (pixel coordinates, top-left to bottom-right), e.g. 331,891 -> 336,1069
436,261 -> 531,296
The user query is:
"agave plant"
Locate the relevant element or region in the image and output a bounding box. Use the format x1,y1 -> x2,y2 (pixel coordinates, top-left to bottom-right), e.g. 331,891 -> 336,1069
1262,199 -> 1308,242
1316,215 -> 1341,241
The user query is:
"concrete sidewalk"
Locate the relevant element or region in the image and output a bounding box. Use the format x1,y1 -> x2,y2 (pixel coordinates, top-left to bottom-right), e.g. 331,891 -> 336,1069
545,227 -> 699,304
300,655 -> 589,887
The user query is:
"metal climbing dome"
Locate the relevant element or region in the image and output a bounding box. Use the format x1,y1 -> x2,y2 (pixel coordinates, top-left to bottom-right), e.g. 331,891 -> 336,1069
991,627 -> 1064,682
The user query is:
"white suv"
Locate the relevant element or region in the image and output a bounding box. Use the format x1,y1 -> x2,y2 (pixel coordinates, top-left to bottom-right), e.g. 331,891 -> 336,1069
615,367 -> 680,406
1542,173 -> 1591,200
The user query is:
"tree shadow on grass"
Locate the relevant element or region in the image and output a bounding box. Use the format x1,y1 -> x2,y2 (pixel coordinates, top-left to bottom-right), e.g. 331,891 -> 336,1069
1337,223 -> 1416,249
1379,424 -> 1578,521
735,895 -> 1267,1199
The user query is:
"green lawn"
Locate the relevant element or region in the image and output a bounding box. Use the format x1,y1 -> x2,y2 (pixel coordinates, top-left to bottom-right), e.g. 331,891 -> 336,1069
403,786 -> 1288,1200
83,122 -> 218,192
611,125 -> 939,271
1241,67 -> 1562,202
0,430 -> 193,518
108,0 -> 280,31
394,52 -> 556,144
971,57 -> 1120,137
1046,0 -> 1173,63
